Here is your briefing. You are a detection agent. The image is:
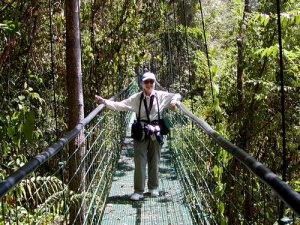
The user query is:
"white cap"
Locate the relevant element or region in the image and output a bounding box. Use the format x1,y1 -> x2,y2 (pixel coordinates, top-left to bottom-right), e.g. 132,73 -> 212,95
142,72 -> 156,82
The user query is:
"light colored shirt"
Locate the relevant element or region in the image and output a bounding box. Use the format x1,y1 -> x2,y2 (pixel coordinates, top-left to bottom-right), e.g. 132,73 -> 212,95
104,90 -> 181,122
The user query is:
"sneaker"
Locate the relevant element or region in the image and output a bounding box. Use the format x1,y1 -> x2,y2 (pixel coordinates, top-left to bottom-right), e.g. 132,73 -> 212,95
149,189 -> 159,197
130,192 -> 144,201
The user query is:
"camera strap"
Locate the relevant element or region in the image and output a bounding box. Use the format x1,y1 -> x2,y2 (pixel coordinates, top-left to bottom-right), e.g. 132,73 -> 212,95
155,93 -> 161,121
143,94 -> 155,123
137,92 -> 144,120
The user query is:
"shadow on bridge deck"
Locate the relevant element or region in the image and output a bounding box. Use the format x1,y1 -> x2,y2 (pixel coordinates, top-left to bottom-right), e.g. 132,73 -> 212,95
100,135 -> 193,225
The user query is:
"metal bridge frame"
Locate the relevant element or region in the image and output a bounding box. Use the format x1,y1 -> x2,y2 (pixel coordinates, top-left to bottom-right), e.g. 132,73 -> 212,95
1,87 -> 300,220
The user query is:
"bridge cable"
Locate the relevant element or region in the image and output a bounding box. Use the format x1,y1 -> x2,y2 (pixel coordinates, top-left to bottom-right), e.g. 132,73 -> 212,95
163,8 -> 170,88
171,0 -> 182,92
181,1 -> 205,220
48,0 -> 67,218
197,0 -> 217,124
48,0 -> 58,138
182,0 -> 194,114
275,0 -> 287,221
196,1 -> 224,218
164,3 -> 174,88
162,5 -> 177,218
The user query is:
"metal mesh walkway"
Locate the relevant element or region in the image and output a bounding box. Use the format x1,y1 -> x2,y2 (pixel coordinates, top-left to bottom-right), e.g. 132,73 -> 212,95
100,117 -> 193,225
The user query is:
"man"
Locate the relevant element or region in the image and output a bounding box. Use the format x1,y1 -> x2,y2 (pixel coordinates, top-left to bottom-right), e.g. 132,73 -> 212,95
95,72 -> 181,200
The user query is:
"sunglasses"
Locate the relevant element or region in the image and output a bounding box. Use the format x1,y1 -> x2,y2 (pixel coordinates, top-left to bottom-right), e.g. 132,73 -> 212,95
143,79 -> 155,84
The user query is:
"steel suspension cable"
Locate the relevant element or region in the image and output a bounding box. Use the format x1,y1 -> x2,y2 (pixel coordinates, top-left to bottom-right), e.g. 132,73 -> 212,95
164,2 -> 174,87
276,0 -> 287,221
197,0 -> 216,123
182,0 -> 194,113
48,0 -> 58,137
171,0 -> 181,92
48,1 -> 66,223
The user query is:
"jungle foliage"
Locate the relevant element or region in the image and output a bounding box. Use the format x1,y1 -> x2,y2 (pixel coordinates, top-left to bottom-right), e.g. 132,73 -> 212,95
0,0 -> 299,224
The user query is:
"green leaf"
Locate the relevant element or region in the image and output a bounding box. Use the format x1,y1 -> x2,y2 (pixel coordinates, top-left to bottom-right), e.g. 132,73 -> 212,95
12,135 -> 21,148
12,112 -> 19,120
18,95 -> 26,101
211,65 -> 218,77
213,165 -> 219,177
295,15 -> 300,25
219,202 -> 225,214
28,92 -> 45,104
7,126 -> 15,138
24,111 -> 35,141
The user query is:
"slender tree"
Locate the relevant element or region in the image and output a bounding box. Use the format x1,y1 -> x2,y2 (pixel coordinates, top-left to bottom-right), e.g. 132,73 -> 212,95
65,0 -> 86,223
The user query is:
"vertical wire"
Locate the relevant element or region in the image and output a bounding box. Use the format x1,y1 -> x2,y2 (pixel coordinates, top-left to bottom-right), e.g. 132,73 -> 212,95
113,0 -> 116,95
276,0 -> 287,220
8,206 -> 11,225
105,1 -> 109,97
263,184 -> 266,225
242,168 -> 246,221
1,198 -> 5,224
182,0 -> 194,114
26,179 -> 30,224
197,0 -> 216,124
13,190 -> 18,225
48,0 -> 67,222
251,172 -> 254,224
164,1 -> 174,88
171,0 -> 180,91
48,5 -> 56,221
49,0 -> 58,135
197,2 -> 222,220
161,3 -> 168,90
161,30 -> 165,88
90,0 -> 95,88
181,3 -> 197,210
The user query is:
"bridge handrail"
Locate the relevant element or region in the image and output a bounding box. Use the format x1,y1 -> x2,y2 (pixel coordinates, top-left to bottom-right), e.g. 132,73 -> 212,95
0,78 -> 137,198
176,102 -> 300,217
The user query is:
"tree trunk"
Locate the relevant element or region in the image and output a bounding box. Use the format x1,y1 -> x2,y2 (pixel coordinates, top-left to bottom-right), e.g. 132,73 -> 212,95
65,0 -> 86,224
236,0 -> 250,116
226,1 -> 252,224
237,0 -> 254,222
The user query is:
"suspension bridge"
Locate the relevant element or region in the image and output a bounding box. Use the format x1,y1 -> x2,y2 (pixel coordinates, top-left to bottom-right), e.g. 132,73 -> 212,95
1,0 -> 300,224
0,79 -> 299,225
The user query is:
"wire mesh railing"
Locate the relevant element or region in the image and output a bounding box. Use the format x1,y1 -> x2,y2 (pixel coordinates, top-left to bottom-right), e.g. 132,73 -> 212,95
168,103 -> 300,225
0,80 -> 138,225
1,80 -> 299,225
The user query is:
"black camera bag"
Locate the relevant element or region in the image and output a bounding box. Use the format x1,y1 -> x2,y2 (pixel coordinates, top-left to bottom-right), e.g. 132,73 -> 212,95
131,120 -> 145,140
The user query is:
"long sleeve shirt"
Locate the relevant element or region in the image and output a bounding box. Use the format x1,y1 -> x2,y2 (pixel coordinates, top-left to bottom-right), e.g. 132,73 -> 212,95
104,90 -> 181,122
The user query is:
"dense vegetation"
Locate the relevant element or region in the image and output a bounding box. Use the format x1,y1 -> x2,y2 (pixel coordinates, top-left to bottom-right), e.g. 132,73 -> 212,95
0,0 -> 299,223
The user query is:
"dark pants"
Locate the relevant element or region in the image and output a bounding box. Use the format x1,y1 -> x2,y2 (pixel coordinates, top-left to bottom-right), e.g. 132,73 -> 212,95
133,136 -> 161,193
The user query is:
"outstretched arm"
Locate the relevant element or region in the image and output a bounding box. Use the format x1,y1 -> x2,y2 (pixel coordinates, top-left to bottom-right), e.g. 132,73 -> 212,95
158,91 -> 181,110
94,93 -> 138,112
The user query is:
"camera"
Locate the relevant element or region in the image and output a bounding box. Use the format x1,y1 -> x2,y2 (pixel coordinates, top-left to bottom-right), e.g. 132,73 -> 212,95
145,124 -> 164,145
